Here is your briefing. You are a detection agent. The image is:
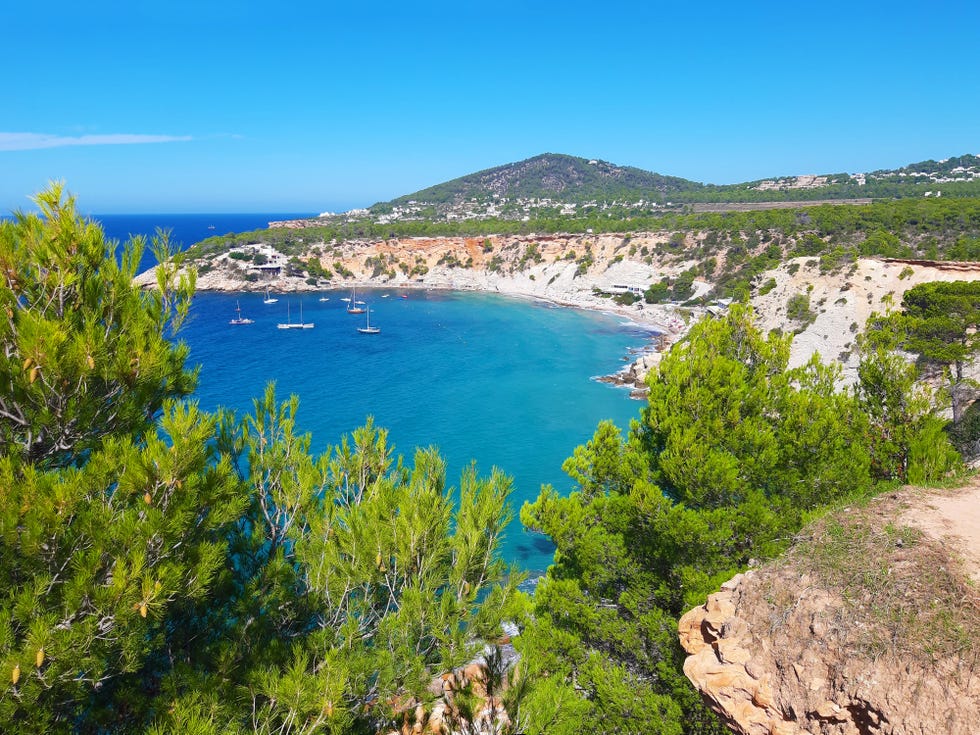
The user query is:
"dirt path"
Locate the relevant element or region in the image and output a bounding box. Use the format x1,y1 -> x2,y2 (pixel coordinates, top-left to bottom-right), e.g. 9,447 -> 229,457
905,477 -> 980,585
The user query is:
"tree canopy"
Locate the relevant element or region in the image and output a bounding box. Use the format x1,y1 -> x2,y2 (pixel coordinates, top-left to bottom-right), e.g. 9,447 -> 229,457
515,304 -> 959,735
0,187 -> 521,734
876,280 -> 980,423
900,280 -> 980,367
0,184 -> 197,468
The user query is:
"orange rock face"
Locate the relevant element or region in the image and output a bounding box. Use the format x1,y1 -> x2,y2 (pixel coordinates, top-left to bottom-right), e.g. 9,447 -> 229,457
382,660 -> 512,735
679,553 -> 980,735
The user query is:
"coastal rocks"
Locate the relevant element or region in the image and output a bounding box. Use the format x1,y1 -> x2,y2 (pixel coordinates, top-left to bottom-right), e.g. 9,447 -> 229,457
597,350 -> 663,397
597,326 -> 686,397
678,488 -> 980,735
382,658 -> 512,735
678,574 -> 801,735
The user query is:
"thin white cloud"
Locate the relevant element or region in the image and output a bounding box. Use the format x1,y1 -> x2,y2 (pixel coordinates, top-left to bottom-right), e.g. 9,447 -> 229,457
0,132 -> 193,152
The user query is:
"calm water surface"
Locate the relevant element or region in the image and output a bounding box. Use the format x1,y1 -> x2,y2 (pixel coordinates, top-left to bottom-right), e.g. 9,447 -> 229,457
183,290 -> 647,573
96,214 -> 649,574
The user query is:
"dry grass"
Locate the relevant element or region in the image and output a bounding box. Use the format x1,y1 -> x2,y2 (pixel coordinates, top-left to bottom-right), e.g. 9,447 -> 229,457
784,492 -> 980,669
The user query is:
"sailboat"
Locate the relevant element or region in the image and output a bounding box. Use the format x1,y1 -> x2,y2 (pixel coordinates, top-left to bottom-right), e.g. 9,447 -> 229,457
277,301 -> 314,330
263,288 -> 279,304
357,306 -> 380,335
346,285 -> 365,314
229,301 -> 254,325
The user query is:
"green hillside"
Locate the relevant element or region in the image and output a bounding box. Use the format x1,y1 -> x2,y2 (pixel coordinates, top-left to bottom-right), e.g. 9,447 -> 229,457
377,153 -> 704,208
370,152 -> 980,211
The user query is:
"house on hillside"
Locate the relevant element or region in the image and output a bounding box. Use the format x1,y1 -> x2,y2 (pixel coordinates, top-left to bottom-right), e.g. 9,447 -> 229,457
251,263 -> 282,279
609,284 -> 646,296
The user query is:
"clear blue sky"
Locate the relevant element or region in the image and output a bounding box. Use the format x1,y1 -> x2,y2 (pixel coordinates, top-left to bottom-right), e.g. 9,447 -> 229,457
3,0 -> 978,213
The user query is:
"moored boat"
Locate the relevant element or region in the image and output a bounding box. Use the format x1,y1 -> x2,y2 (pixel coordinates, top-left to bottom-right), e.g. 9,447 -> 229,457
357,306 -> 380,335
229,301 -> 254,325
277,302 -> 314,329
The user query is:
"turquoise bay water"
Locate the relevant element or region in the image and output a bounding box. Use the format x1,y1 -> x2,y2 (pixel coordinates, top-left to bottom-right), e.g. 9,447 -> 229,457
90,214 -> 649,575
182,290 -> 648,574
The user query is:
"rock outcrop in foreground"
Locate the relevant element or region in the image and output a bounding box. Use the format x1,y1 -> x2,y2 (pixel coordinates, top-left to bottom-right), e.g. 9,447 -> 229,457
679,486 -> 980,735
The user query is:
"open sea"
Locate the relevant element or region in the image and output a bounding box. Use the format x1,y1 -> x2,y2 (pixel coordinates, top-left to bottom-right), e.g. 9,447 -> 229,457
94,214 -> 651,575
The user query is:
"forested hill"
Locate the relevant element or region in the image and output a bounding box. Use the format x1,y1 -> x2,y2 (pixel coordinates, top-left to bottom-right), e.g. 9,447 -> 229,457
369,152 -> 980,214
378,153 -> 703,207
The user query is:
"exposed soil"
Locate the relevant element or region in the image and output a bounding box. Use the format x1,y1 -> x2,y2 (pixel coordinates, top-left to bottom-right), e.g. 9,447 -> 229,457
905,476 -> 980,585
679,481 -> 980,734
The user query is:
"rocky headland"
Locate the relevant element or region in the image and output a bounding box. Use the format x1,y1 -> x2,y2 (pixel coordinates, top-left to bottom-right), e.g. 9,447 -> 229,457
678,483 -> 980,734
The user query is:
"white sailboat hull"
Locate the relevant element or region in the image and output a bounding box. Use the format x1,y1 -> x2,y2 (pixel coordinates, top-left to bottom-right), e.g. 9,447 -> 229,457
277,302 -> 314,329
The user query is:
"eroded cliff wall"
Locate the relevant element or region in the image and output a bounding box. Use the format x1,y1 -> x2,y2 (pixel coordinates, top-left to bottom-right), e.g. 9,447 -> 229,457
678,487 -> 980,735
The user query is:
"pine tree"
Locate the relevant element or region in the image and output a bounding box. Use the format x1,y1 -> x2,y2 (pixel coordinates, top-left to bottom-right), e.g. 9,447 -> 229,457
0,183 -> 196,467
0,187 -> 242,729
0,187 -> 522,733
894,280 -> 980,422
518,306 -> 874,735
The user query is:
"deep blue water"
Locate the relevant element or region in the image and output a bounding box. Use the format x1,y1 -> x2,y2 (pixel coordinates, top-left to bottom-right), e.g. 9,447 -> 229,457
104,215 -> 650,575
93,213 -> 312,273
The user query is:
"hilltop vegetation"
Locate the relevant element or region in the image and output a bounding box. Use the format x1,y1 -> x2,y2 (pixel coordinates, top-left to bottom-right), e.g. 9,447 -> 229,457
188,195 -> 980,307
186,154 -> 980,308
379,153 -> 704,209
672,152 -> 980,203
368,152 -> 980,217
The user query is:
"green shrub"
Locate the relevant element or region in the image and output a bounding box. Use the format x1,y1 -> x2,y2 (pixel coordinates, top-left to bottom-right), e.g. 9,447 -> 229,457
908,416 -> 961,483
787,293 -> 815,327
946,400 -> 980,461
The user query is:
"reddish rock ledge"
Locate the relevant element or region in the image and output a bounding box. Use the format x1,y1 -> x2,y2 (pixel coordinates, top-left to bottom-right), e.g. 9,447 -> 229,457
678,487 -> 980,735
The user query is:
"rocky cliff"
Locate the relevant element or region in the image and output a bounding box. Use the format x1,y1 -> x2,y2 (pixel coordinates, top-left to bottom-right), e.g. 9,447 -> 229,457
678,485 -> 980,734
137,225 -> 980,393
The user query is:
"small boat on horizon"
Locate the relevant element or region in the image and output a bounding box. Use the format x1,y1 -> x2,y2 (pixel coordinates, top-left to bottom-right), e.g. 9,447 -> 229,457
277,301 -> 314,330
229,301 -> 254,325
318,294 -> 330,302
357,306 -> 380,335
263,288 -> 279,304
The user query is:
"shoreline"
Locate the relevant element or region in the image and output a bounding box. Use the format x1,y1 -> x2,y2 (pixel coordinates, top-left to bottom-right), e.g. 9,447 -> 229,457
185,277 -> 684,332
135,230 -> 706,392
259,279 -> 680,396
140,270 -> 691,395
